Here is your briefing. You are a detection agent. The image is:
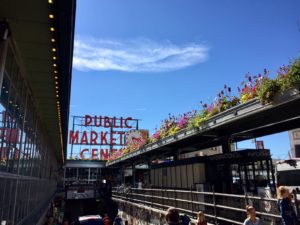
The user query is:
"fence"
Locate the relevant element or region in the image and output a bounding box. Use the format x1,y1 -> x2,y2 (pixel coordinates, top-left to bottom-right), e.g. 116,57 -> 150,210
112,187 -> 283,225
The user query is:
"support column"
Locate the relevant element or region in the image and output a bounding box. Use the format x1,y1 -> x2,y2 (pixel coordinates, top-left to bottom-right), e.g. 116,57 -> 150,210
0,22 -> 9,94
173,149 -> 180,161
122,166 -> 125,184
221,138 -> 233,193
221,139 -> 232,153
132,163 -> 136,187
148,160 -> 152,186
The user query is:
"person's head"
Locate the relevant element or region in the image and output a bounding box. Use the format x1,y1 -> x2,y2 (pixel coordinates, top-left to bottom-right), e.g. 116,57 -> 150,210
180,214 -> 190,225
197,211 -> 205,222
166,207 -> 180,224
62,219 -> 69,225
104,214 -> 108,217
47,215 -> 54,224
246,205 -> 256,219
277,186 -> 290,199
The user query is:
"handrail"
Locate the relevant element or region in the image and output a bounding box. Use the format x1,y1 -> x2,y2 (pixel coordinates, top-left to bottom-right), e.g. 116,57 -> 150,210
114,187 -> 278,202
112,187 -> 282,224
112,196 -> 242,225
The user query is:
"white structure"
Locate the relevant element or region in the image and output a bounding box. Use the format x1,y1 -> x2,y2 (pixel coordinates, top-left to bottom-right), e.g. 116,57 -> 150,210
288,129 -> 300,158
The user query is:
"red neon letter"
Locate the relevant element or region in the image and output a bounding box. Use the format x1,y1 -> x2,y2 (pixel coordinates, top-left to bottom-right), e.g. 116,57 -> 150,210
104,117 -> 111,128
110,131 -> 117,145
91,148 -> 98,159
90,131 -> 98,144
80,149 -> 89,159
84,115 -> 92,126
100,132 -> 108,145
95,116 -> 102,127
80,131 -> 88,144
117,131 -> 125,145
100,149 -> 109,160
125,117 -> 133,128
113,117 -> 119,128
69,130 -> 79,144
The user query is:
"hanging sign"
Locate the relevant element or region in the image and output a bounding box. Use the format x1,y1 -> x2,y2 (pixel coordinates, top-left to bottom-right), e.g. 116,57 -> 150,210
69,115 -> 138,160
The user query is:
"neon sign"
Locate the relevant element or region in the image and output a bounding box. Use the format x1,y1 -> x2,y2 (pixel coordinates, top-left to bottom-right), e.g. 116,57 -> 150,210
69,115 -> 137,160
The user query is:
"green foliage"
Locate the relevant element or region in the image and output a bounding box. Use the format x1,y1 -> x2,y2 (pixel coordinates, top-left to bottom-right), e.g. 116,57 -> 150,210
168,126 -> 180,136
206,106 -> 219,118
188,114 -> 207,129
256,78 -> 280,104
280,59 -> 300,91
229,96 -> 240,107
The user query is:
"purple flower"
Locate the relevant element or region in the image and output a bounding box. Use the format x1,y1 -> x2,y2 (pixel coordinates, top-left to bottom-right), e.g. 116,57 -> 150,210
178,117 -> 188,129
207,104 -> 214,113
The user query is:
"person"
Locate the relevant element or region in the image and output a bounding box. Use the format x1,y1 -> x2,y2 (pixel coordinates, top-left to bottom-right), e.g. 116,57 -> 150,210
197,211 -> 207,225
45,215 -> 53,225
113,215 -> 123,225
62,219 -> 69,225
243,205 -> 262,225
165,207 -> 180,225
45,215 -> 56,225
180,214 -> 190,225
103,214 -> 110,225
277,186 -> 300,225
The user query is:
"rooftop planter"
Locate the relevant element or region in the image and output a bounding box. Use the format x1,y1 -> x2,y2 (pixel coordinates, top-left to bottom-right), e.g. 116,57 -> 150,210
107,58 -> 300,165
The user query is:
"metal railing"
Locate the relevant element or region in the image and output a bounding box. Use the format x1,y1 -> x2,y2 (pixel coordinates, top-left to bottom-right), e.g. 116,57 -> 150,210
112,187 -> 283,225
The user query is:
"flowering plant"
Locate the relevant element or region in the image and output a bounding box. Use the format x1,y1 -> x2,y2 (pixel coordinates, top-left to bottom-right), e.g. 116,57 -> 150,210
107,58 -> 300,161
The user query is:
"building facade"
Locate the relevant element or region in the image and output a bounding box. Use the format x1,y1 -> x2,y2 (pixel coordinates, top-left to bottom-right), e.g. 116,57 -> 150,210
289,128 -> 300,158
0,1 -> 75,224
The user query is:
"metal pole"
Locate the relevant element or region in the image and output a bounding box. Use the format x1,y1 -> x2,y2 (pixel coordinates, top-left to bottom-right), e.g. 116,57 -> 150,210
244,162 -> 249,193
212,185 -> 218,225
11,93 -> 28,224
269,159 -> 276,195
132,163 -> 136,187
175,165 -> 178,208
110,118 -> 113,155
70,116 -> 75,158
252,161 -> 256,192
0,34 -> 8,97
266,160 -> 271,188
190,185 -> 194,216
192,163 -> 195,189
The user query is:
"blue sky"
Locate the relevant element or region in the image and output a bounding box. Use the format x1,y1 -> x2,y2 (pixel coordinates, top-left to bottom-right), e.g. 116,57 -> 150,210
69,0 -> 300,159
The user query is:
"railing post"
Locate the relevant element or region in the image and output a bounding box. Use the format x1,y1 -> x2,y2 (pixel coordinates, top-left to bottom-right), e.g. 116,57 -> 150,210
293,189 -> 300,216
175,187 -> 177,208
162,187 -> 165,208
244,187 -> 248,206
151,188 -> 153,208
212,185 -> 218,225
191,185 -> 194,217
144,188 -> 146,206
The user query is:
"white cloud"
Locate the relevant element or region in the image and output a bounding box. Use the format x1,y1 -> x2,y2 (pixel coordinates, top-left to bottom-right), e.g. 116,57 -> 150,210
73,37 -> 209,73
135,108 -> 147,111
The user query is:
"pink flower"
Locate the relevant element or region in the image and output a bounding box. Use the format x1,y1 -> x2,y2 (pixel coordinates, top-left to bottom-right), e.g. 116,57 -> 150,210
152,131 -> 160,139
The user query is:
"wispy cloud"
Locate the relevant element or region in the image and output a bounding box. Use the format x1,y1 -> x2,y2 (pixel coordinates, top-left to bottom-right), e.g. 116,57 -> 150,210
73,37 -> 209,73
135,108 -> 147,111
